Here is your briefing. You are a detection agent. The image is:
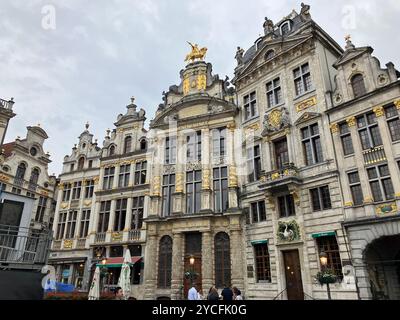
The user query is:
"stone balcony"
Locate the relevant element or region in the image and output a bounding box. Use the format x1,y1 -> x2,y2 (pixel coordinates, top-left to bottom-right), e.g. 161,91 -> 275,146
0,97 -> 14,110
258,164 -> 302,192
362,145 -> 386,166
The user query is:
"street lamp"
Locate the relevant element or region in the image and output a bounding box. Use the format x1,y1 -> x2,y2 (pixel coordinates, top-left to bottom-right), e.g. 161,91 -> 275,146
319,251 -> 331,300
189,256 -> 195,287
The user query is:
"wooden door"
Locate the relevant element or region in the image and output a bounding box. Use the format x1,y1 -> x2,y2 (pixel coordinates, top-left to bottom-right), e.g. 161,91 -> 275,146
283,250 -> 304,300
274,138 -> 289,169
183,255 -> 202,299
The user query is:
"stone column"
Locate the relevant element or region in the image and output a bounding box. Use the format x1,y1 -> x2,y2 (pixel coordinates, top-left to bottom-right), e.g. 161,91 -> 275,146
125,197 -> 133,231
108,200 -> 117,232
144,233 -> 158,299
113,165 -> 120,189
171,232 -> 184,300
230,225 -> 244,290
52,186 -> 64,236
201,129 -> 212,212
173,134 -> 185,215
99,166 -> 105,190
201,231 -> 213,291
227,123 -> 239,210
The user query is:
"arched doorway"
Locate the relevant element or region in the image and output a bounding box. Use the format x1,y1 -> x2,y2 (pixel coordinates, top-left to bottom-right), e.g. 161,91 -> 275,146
364,235 -> 400,300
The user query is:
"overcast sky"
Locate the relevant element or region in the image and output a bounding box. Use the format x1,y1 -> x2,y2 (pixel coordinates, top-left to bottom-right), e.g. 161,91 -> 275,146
1,0 -> 399,175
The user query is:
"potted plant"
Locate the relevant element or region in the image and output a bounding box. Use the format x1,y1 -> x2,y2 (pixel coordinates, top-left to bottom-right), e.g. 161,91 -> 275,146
316,269 -> 337,285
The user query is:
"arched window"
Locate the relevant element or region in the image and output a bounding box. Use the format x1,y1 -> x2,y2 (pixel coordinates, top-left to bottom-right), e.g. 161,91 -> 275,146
158,236 -> 173,288
16,163 -> 26,180
124,136 -> 132,154
351,74 -> 367,98
29,168 -> 40,185
214,232 -> 231,288
265,49 -> 275,60
109,145 -> 115,156
140,139 -> 147,151
78,157 -> 85,170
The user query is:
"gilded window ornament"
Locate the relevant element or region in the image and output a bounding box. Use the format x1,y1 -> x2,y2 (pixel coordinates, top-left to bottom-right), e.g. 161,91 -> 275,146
394,100 -> 400,110
373,106 -> 384,117
228,166 -> 238,188
263,107 -> 290,133
330,123 -> 339,134
63,239 -> 73,249
202,169 -> 211,190
346,116 -> 356,127
152,176 -> 161,196
175,173 -> 184,193
183,77 -> 190,95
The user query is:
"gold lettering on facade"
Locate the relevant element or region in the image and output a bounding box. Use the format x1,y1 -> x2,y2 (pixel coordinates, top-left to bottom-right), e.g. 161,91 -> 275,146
295,96 -> 317,112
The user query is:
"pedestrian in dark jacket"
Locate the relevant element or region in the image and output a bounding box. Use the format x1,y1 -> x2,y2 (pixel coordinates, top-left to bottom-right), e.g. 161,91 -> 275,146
221,284 -> 233,301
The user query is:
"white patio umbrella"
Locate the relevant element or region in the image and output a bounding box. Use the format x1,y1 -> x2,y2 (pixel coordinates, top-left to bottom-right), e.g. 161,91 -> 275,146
88,266 -> 100,300
117,249 -> 132,300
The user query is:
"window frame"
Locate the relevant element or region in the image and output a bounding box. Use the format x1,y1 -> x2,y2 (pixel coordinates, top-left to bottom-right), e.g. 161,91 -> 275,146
118,164 -> 131,188
165,136 -> 177,165
247,145 -> 262,183
385,104 -> 400,142
249,200 -> 267,224
293,62 -> 313,96
277,194 -> 296,218
266,77 -> 282,108
213,167 -> 229,213
186,170 -> 202,214
79,209 -> 91,238
339,122 -> 355,156
243,91 -> 258,121
357,113 -> 383,150
212,128 -> 227,158
348,171 -> 364,206
103,167 -> 115,190
254,243 -> 271,282
186,131 -> 202,162
114,198 -> 127,232
134,161 -> 147,185
367,164 -> 395,202
162,174 -> 175,217
310,186 -> 332,212
131,196 -> 144,230
301,123 -> 323,166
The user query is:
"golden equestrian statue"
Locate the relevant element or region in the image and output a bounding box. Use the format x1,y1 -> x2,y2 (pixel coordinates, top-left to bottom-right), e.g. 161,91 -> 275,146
185,42 -> 207,63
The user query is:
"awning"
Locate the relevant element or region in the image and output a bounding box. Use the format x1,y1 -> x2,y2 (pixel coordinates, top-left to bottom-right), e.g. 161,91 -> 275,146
312,231 -> 336,239
251,240 -> 268,245
96,256 -> 142,268
48,257 -> 87,265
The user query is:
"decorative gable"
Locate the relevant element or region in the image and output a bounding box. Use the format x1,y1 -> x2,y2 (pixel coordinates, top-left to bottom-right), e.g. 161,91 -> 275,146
294,112 -> 321,126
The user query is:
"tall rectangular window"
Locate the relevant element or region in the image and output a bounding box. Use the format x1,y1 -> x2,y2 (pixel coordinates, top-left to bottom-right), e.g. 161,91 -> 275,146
293,63 -> 312,96
266,78 -> 282,108
357,113 -> 383,150
131,197 -> 144,230
316,236 -> 343,280
103,167 -> 115,190
165,136 -> 177,164
56,212 -> 67,240
250,201 -> 266,223
71,181 -> 82,200
85,180 -> 95,198
118,164 -> 130,188
243,91 -> 257,120
339,122 -> 354,156
254,243 -> 271,282
62,183 -> 71,202
187,131 -> 202,162
278,194 -> 295,217
65,211 -> 78,239
213,167 -> 228,213
35,196 -> 47,222
98,201 -> 111,233
79,210 -> 91,238
134,161 -> 147,185
385,105 -> 400,142
162,174 -> 175,217
114,199 -> 127,231
212,128 -> 227,157
247,145 -> 262,183
367,164 -> 395,202
186,170 -> 202,214
348,171 -> 363,206
274,138 -> 289,169
301,124 -> 323,165
310,186 -> 332,211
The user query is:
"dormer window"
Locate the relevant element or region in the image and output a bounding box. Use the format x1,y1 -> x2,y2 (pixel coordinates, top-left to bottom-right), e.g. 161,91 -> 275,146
255,38 -> 263,51
124,136 -> 132,154
78,157 -> 85,170
30,147 -> 37,157
265,50 -> 275,61
280,21 -> 292,36
109,145 -> 115,156
140,139 -> 147,151
351,74 -> 367,98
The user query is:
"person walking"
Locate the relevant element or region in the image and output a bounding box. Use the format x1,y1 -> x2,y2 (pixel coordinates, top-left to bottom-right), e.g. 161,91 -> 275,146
188,283 -> 198,300
207,286 -> 219,301
221,284 -> 234,301
233,287 -> 243,300
114,287 -> 123,300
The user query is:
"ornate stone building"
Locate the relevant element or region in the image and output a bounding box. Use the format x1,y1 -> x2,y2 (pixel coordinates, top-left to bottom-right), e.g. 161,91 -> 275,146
48,3 -> 400,300
328,38 -> 400,300
233,4 -> 358,300
0,123 -> 57,231
49,123 -> 102,289
143,50 -> 241,300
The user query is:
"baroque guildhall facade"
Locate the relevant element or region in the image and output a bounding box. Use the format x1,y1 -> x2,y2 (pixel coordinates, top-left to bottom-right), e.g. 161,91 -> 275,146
48,4 -> 400,300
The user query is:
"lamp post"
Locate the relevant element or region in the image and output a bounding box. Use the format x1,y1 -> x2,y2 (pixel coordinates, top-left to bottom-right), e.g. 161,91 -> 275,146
319,251 -> 331,300
189,255 -> 195,287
